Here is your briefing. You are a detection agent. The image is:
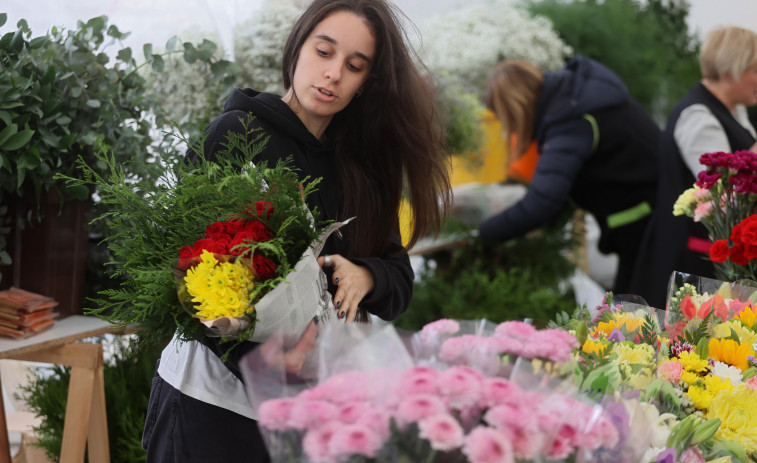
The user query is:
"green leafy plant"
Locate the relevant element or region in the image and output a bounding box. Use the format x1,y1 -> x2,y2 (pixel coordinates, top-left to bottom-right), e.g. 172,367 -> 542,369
20,336 -> 162,463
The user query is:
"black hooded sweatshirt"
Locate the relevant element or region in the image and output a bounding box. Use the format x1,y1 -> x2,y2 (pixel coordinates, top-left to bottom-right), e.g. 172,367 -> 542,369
190,89 -> 414,379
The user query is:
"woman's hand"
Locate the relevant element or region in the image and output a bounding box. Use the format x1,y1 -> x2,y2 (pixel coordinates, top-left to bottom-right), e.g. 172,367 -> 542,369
318,254 -> 374,323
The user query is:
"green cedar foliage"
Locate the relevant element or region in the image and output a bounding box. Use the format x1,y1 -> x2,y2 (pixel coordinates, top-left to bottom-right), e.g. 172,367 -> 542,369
55,118 -> 325,356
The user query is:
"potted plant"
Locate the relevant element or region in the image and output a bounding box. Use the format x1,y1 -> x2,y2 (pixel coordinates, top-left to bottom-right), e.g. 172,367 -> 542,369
0,13 -> 237,316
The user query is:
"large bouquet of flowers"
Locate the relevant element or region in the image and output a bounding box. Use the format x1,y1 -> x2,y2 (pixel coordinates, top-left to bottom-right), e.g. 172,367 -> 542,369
58,119 -> 334,356
555,287 -> 755,462
673,150 -> 757,281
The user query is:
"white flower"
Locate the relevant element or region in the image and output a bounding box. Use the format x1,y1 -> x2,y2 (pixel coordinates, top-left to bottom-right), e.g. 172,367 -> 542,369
710,361 -> 743,385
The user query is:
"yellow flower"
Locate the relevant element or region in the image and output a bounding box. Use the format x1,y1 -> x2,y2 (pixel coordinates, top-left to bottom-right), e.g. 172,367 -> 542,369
703,374 -> 736,395
613,343 -> 655,365
681,370 -> 702,386
184,251 -> 256,320
735,305 -> 757,329
582,339 -> 611,357
707,386 -> 757,456
714,320 -> 757,348
709,338 -> 755,371
673,186 -> 700,216
592,315 -> 644,338
678,350 -> 709,373
687,384 -> 714,410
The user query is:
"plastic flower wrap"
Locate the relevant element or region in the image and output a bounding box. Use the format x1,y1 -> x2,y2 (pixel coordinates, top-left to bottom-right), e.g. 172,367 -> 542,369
240,320 -> 648,463
59,118 -> 339,356
673,150 -> 757,281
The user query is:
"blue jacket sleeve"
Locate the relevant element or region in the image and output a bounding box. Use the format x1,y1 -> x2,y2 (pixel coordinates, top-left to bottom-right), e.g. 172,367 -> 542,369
479,118 -> 594,240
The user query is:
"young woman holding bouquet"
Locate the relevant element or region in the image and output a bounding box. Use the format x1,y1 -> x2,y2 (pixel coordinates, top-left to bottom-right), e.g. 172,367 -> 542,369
478,56 -> 660,295
141,0 -> 451,461
633,26 -> 757,309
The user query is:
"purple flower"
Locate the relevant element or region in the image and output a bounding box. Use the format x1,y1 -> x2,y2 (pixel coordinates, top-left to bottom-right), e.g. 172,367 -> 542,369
699,151 -> 733,168
656,448 -> 677,463
607,328 -> 626,342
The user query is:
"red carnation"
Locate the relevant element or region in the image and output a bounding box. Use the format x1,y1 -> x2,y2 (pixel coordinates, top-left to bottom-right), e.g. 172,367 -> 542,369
177,245 -> 195,270
253,254 -> 277,280
729,243 -> 750,266
244,220 -> 274,242
708,239 -> 730,263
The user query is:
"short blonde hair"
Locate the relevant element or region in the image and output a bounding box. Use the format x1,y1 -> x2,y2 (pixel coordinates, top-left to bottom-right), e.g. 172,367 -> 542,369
700,26 -> 757,81
485,61 -> 544,158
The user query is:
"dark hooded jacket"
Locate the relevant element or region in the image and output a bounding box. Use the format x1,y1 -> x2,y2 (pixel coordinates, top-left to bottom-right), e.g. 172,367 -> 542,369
478,56 -> 660,291
191,89 -> 414,378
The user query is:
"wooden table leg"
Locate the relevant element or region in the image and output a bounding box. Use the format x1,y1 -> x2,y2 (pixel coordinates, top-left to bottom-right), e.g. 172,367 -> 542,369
12,342 -> 110,463
0,369 -> 12,463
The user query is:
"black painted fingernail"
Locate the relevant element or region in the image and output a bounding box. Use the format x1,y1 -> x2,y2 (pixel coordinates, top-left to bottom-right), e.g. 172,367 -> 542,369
337,301 -> 342,309
313,315 -> 319,325
335,277 -> 340,284
340,311 -> 345,318
337,311 -> 343,319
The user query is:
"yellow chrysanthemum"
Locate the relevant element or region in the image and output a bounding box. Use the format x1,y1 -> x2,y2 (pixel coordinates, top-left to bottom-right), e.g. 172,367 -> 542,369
582,338 -> 611,357
703,374 -> 736,395
613,343 -> 655,365
735,305 -> 757,329
714,320 -> 757,349
681,370 -> 702,386
707,386 -> 757,455
686,384 -> 714,410
184,251 -> 255,320
628,369 -> 655,390
678,350 -> 709,373
709,338 -> 755,371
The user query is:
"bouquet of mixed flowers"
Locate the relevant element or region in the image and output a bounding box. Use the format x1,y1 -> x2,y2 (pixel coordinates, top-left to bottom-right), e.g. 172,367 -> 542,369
58,119 -> 336,356
555,287 -> 756,462
241,319 -> 661,463
673,150 -> 757,281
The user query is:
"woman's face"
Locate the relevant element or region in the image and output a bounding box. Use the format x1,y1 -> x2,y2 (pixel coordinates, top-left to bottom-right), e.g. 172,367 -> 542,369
283,11 -> 376,137
733,62 -> 757,106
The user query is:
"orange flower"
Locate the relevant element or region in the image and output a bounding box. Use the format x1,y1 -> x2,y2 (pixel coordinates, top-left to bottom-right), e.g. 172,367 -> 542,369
735,305 -> 757,328
681,294 -> 728,321
708,338 -> 755,371
591,316 -> 643,338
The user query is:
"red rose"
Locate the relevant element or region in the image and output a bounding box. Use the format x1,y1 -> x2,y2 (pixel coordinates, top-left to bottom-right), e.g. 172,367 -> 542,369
729,243 -> 750,266
192,238 -> 215,255
256,201 -> 274,219
223,219 -> 246,236
709,239 -> 730,263
177,245 -> 195,270
205,221 -> 226,238
229,231 -> 255,256
204,239 -> 229,255
253,254 -> 277,280
244,220 -> 274,242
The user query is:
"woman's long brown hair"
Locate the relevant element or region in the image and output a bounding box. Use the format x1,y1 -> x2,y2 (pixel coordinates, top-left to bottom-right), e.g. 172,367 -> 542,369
282,0 -> 451,258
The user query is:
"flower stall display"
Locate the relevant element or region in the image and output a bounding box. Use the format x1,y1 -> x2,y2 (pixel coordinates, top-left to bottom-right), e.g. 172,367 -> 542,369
673,150 -> 757,282
56,121 -> 336,356
557,288 -> 756,462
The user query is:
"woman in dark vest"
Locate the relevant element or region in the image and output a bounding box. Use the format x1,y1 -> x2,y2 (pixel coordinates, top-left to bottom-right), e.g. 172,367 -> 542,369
632,26 -> 757,309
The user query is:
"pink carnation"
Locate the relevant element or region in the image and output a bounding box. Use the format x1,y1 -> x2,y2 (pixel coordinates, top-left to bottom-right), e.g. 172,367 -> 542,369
398,367 -> 440,396
396,394 -> 448,427
494,321 -> 536,341
328,423 -> 385,459
257,397 -> 297,431
439,335 -> 477,362
437,366 -> 483,409
420,319 -> 460,343
316,371 -> 375,403
480,377 -> 523,407
303,421 -> 340,462
657,360 -> 684,383
337,401 -> 374,424
693,200 -> 715,222
484,404 -> 541,460
462,426 -> 514,463
489,337 -> 525,357
355,408 -> 391,441
418,413 -> 465,451
288,400 -> 339,430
